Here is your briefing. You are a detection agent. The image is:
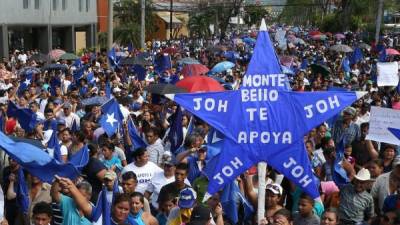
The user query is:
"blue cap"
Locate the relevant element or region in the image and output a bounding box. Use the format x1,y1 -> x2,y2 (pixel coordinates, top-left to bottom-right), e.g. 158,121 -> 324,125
54,99 -> 62,105
178,187 -> 197,209
57,118 -> 66,125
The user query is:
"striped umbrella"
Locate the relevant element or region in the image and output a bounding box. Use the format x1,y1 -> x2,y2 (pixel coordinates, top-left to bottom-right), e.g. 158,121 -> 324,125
48,49 -> 66,61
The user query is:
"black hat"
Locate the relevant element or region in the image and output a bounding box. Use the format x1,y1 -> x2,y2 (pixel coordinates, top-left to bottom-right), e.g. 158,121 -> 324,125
188,205 -> 212,225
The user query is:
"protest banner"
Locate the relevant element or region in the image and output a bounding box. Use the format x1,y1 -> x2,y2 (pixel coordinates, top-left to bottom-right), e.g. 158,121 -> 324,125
366,106 -> 400,145
377,62 -> 399,86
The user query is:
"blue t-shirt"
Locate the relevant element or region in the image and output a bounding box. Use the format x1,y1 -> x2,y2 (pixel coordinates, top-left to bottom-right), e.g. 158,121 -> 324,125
102,156 -> 123,172
60,194 -> 92,225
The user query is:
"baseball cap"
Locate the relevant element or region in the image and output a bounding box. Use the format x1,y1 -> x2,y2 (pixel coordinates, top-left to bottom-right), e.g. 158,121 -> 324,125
188,205 -> 212,225
343,106 -> 356,116
266,183 -> 283,195
63,102 -> 72,109
104,170 -> 117,181
178,187 -> 197,209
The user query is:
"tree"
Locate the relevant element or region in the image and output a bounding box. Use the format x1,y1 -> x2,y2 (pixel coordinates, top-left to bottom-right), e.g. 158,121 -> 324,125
188,13 -> 213,38
244,5 -> 269,28
113,0 -> 157,47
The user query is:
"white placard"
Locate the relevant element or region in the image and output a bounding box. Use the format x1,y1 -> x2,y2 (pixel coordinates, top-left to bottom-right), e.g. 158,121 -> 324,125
377,62 -> 399,86
366,106 -> 400,145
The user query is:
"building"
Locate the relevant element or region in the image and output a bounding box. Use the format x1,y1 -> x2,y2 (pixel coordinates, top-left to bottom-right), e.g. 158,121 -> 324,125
0,0 -> 97,58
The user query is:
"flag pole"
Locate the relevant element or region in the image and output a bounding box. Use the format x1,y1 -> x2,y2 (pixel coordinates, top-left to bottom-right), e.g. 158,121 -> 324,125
257,162 -> 267,223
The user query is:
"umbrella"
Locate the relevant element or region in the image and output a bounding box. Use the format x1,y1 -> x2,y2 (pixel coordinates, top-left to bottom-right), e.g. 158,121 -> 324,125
335,33 -> 346,39
243,37 -> 256,45
358,43 -> 371,50
48,49 -> 66,61
280,56 -> 295,67
162,47 -> 179,55
311,34 -> 327,41
177,57 -> 200,65
59,53 -> 79,60
30,53 -> 48,62
311,64 -> 331,76
209,76 -> 226,84
115,51 -> 128,57
176,76 -> 225,93
81,96 -> 110,106
210,61 -> 235,73
293,38 -> 306,45
42,64 -> 68,71
386,48 -> 400,55
119,57 -> 136,65
181,64 -> 209,77
309,30 -> 323,36
18,67 -> 41,76
144,83 -> 187,95
206,45 -> 229,52
330,44 -> 353,53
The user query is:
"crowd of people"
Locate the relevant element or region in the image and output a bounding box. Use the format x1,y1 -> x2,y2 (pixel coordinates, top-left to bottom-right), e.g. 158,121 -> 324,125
0,24 -> 399,225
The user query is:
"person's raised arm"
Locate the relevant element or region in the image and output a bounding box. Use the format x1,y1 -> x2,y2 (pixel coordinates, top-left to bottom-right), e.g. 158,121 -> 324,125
50,178 -> 61,203
57,176 -> 92,217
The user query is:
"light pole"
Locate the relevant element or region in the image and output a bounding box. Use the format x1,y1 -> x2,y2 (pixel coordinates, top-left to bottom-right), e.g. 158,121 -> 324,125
141,0 -> 146,50
170,0 -> 173,40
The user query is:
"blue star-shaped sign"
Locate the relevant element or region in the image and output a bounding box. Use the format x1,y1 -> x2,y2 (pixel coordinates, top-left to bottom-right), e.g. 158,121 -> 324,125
100,98 -> 123,136
166,20 -> 366,199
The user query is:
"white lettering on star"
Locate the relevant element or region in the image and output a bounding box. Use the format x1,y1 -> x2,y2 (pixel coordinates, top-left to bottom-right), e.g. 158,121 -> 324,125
304,95 -> 340,118
237,131 -> 292,144
193,98 -> 228,112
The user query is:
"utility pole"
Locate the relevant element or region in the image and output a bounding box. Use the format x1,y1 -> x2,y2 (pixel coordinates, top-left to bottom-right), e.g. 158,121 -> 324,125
141,0 -> 146,50
107,0 -> 113,51
107,0 -> 113,67
170,0 -> 173,40
375,0 -> 384,43
257,162 -> 267,224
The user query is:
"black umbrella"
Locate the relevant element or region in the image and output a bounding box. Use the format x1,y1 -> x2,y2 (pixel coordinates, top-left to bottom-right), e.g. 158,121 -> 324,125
30,53 -> 49,62
310,64 -> 331,77
120,57 -> 135,66
81,96 -> 110,106
42,64 -> 68,72
144,83 -> 187,95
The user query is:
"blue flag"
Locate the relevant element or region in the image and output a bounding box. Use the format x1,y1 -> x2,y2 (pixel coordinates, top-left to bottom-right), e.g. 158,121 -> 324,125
127,117 -> 147,150
73,58 -> 82,68
154,54 -> 172,74
388,127 -> 400,140
349,47 -> 363,65
71,118 -> 79,133
166,89 -> 365,199
301,58 -> 308,69
168,106 -> 184,154
90,187 -> 111,225
127,42 -> 134,53
73,66 -> 85,83
18,72 -> 33,94
108,48 -> 119,69
100,98 -> 123,136
16,168 -> 29,214
7,101 -> 19,118
332,139 -> 349,187
341,56 -> 350,72
105,81 -> 111,99
220,181 -> 254,224
87,72 -> 96,85
48,130 -> 62,162
0,132 -> 81,183
379,48 -> 387,62
131,64 -> 146,81
69,145 -> 89,171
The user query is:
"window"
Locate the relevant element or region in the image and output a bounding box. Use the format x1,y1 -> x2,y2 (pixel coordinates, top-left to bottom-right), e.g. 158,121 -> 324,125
52,0 -> 57,10
62,0 -> 66,10
79,0 -> 83,12
23,0 -> 29,9
86,0 -> 89,12
34,0 -> 40,9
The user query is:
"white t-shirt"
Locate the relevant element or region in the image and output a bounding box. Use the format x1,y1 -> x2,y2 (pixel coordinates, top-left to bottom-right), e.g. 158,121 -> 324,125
146,172 -> 191,208
121,162 -> 163,194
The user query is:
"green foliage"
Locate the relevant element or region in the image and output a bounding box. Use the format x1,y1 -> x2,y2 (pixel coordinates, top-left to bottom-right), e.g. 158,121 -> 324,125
98,32 -> 108,49
244,6 -> 268,27
188,13 -> 213,38
113,0 -> 156,46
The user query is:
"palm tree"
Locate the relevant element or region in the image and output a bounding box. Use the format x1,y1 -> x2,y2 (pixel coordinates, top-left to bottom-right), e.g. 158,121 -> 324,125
188,14 -> 212,38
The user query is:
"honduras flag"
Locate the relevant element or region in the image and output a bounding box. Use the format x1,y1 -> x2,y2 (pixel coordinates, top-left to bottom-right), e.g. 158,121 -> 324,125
154,54 -> 172,74
16,168 -> 29,214
69,145 -> 89,171
349,47 -> 363,65
18,72 -> 33,94
108,48 -> 119,69
332,139 -> 350,187
90,186 -> 111,225
0,131 -> 81,183
47,130 -> 62,162
100,98 -> 124,136
168,106 -> 184,154
127,117 -> 147,150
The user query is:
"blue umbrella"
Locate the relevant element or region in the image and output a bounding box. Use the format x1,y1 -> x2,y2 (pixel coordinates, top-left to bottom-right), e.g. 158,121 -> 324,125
243,37 -> 256,45
210,61 -> 235,73
209,76 -> 226,84
42,64 -> 68,72
177,57 -> 200,65
18,67 -> 41,76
